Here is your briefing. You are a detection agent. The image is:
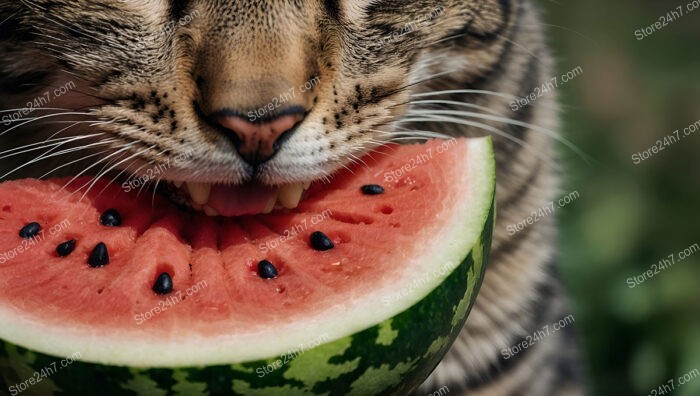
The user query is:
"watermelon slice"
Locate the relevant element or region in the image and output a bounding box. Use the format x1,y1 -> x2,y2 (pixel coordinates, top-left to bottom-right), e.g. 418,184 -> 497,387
0,137 -> 495,395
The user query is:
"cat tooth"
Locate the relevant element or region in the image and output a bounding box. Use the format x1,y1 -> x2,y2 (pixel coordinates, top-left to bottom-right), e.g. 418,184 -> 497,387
187,182 -> 211,205
262,192 -> 278,214
278,183 -> 304,209
173,181 -> 184,189
203,205 -> 219,217
303,181 -> 311,190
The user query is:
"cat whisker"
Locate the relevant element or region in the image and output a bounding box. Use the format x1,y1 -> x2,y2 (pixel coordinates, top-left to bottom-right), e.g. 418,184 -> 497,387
382,68 -> 463,99
1,138 -> 118,180
409,89 -> 560,110
411,89 -> 517,102
391,99 -> 504,116
96,157 -> 144,198
122,161 -> 154,191
31,137 -> 116,166
60,141 -> 136,192
404,109 -> 593,163
395,115 -> 564,167
515,23 -> 596,44
0,132 -> 104,159
85,140 -> 158,194
80,145 -> 155,201
496,34 -> 547,67
0,107 -> 68,114
150,161 -> 174,207
47,119 -> 113,139
368,127 -> 454,141
28,10 -> 94,42
347,152 -> 372,171
38,149 -> 112,180
384,136 -> 436,143
135,149 -> 170,199
0,111 -> 93,136
0,11 -> 18,27
418,32 -> 472,48
364,138 -> 398,152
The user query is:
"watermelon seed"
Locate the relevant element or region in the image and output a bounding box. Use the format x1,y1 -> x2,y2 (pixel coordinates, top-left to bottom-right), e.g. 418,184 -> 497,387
152,272 -> 173,295
258,260 -> 279,279
88,242 -> 110,267
19,222 -> 41,239
56,240 -> 76,257
361,184 -> 384,195
310,231 -> 334,251
100,209 -> 122,227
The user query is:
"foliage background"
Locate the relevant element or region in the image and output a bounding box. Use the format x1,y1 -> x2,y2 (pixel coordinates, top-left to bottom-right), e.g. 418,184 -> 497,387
541,0 -> 700,394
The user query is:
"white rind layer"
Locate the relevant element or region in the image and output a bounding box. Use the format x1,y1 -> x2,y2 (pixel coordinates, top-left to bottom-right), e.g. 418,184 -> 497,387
0,137 -> 495,367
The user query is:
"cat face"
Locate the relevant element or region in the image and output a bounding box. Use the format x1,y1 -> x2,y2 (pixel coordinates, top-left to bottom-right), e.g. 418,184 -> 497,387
1,0 -> 510,211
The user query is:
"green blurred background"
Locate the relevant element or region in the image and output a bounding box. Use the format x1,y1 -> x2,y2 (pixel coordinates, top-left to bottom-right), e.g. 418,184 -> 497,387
541,0 -> 700,394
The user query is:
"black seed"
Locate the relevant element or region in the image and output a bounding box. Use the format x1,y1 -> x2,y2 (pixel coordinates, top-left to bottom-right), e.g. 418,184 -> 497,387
310,231 -> 334,251
100,209 -> 122,227
56,240 -> 76,257
361,184 -> 385,195
152,272 -> 173,295
19,222 -> 41,238
88,242 -> 110,267
258,260 -> 279,279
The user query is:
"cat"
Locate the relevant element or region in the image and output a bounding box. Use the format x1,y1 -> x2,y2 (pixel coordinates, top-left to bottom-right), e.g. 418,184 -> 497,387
0,0 -> 584,394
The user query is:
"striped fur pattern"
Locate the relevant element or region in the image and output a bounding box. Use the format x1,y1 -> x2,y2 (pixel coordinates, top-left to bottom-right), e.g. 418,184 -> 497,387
0,0 -> 584,394
411,3 -> 587,396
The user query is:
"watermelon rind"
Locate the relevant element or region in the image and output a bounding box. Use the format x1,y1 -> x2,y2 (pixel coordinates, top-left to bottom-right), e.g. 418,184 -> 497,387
0,137 -> 495,395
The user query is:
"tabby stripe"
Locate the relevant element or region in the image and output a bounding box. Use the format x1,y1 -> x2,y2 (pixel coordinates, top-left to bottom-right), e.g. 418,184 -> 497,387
453,0 -> 522,89
492,55 -> 542,180
467,0 -> 512,42
499,158 -> 543,210
543,318 -> 585,394
323,0 -> 341,21
489,210 -> 540,264
169,0 -> 190,22
423,0 -> 583,393
463,268 -> 557,389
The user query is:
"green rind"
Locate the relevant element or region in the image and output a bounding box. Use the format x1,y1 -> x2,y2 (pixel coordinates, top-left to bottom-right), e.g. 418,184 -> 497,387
0,139 -> 495,396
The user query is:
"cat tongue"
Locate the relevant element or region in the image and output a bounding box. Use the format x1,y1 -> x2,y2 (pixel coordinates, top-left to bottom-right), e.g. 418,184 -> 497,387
207,184 -> 277,216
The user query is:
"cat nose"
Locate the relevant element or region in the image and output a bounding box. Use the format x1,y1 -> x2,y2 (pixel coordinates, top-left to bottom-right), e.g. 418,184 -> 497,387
215,110 -> 304,166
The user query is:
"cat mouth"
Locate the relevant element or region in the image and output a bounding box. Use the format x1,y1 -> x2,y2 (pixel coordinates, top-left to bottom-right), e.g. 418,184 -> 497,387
160,181 -> 313,217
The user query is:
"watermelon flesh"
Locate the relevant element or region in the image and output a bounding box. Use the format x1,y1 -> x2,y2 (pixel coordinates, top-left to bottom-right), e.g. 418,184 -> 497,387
0,138 -> 495,394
